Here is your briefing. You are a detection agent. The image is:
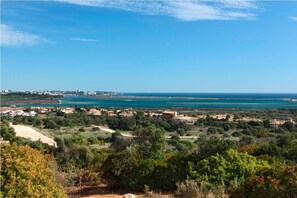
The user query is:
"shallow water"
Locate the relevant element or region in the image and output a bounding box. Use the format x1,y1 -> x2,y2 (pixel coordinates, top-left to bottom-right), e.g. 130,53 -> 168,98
27,93 -> 297,109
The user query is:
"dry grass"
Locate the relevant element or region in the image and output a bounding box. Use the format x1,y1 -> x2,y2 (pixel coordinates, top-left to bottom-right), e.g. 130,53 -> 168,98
175,180 -> 228,198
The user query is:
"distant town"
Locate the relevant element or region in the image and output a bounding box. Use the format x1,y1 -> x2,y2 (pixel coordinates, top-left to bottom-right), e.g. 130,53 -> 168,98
0,90 -> 118,96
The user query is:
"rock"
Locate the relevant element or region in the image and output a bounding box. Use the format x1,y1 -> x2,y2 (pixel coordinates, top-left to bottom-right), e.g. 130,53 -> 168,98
123,193 -> 136,198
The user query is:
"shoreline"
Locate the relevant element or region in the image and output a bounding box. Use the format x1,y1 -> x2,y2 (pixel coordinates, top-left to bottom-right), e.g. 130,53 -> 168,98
67,95 -> 297,100
0,99 -> 60,106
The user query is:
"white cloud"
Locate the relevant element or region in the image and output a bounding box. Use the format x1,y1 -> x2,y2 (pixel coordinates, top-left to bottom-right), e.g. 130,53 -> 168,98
167,1 -> 255,21
218,0 -> 257,9
53,0 -> 258,21
290,17 -> 297,21
0,24 -> 46,46
70,37 -> 100,42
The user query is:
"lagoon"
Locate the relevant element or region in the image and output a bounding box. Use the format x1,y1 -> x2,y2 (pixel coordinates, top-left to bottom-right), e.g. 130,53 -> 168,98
52,93 -> 297,109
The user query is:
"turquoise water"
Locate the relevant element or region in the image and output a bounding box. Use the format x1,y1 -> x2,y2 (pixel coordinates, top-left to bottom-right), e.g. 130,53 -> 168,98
53,93 -> 297,109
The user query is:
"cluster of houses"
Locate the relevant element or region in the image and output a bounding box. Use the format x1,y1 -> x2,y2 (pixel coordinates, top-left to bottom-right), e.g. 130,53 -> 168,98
60,107 -> 135,117
1,107 -> 295,127
0,107 -> 196,123
149,110 -> 197,123
0,90 -> 118,96
0,109 -> 37,117
270,119 -> 296,128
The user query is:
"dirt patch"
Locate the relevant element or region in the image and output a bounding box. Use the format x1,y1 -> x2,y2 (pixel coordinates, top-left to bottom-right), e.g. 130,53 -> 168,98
9,123 -> 56,146
67,186 -> 173,198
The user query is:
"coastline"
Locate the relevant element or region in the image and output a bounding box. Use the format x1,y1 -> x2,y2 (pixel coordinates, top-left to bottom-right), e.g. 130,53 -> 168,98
86,95 -> 297,101
0,99 -> 60,106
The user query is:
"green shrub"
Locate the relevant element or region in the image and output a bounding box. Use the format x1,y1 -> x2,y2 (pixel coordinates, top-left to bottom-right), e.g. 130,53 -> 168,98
92,127 -> 100,131
0,123 -> 16,141
78,127 -> 86,132
231,163 -> 297,198
190,149 -> 270,187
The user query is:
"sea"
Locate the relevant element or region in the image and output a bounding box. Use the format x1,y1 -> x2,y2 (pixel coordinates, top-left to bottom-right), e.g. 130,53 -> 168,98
42,93 -> 297,109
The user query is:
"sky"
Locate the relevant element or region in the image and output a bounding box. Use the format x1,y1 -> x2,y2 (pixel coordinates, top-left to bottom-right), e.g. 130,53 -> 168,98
1,0 -> 297,93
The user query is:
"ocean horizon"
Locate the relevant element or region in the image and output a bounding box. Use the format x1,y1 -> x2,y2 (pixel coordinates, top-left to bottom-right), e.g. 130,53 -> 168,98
122,93 -> 297,98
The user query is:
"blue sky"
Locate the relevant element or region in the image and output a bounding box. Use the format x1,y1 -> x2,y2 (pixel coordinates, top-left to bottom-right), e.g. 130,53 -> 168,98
1,0 -> 297,93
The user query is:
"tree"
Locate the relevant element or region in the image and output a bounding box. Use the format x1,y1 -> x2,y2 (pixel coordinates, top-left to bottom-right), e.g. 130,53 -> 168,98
102,125 -> 169,190
277,132 -> 295,147
253,141 -> 283,158
233,114 -> 240,120
118,117 -> 136,131
0,144 -> 66,197
193,136 -> 236,160
248,121 -> 262,127
132,125 -> 166,159
110,131 -> 122,142
102,146 -> 170,191
226,115 -> 231,121
263,119 -> 271,128
222,123 -> 230,131
282,122 -> 295,132
239,136 -> 255,146
54,136 -> 109,186
207,127 -> 217,134
44,119 -> 60,129
33,117 -> 43,127
102,146 -> 141,189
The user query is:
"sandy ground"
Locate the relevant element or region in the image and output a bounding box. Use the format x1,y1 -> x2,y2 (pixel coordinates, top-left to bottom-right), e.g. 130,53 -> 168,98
97,125 -> 198,139
97,126 -> 133,137
67,186 -> 173,198
0,107 -> 23,111
9,123 -> 56,146
98,126 -> 115,133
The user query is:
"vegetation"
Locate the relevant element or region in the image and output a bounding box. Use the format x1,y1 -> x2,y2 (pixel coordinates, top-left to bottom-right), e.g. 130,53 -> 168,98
1,109 -> 297,197
1,93 -> 62,105
0,144 -> 66,197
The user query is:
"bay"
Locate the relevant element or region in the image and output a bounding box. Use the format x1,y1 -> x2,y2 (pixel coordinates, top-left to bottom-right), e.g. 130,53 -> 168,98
52,93 -> 297,109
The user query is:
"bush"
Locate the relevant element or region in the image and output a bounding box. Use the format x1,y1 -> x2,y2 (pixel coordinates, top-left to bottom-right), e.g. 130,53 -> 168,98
92,127 -> 100,131
239,136 -> 255,146
207,127 -> 217,134
0,123 -> 16,141
0,144 -> 66,197
238,144 -> 259,154
190,149 -> 270,187
78,128 -> 86,132
102,146 -> 170,191
232,164 -> 297,198
44,119 -> 60,129
12,120 -> 20,125
76,169 -> 102,187
222,123 -> 230,131
282,122 -> 295,132
87,137 -> 100,144
193,136 -> 236,160
231,131 -> 242,137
